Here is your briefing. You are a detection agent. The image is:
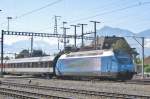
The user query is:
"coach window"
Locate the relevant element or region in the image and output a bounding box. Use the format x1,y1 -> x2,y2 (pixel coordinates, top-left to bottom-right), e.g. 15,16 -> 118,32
16,63 -> 20,68
12,63 -> 14,68
43,62 -> 45,68
23,63 -> 26,68
27,63 -> 30,68
33,62 -> 37,68
21,63 -> 23,68
14,63 -> 17,68
47,62 -> 50,67
49,61 -> 52,67
13,64 -> 16,68
18,63 -> 21,68
29,63 -> 32,68
45,62 -> 49,68
37,62 -> 40,68
12,64 -> 13,68
20,63 -> 23,68
40,62 -> 42,68
11,64 -> 13,68
13,64 -> 15,68
6,64 -> 8,68
31,62 -> 33,68
32,62 -> 34,68
33,62 -> 36,68
19,63 -> 22,68
25,63 -> 27,68
10,63 -> 13,68
26,63 -> 28,68
5,64 -> 8,68
10,64 -> 12,68
7,64 -> 9,68
42,62 -> 45,68
14,64 -> 16,68
16,63 -> 18,68
44,62 -> 47,68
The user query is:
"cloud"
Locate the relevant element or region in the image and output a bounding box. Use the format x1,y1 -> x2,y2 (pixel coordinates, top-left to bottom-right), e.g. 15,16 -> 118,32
4,35 -> 59,46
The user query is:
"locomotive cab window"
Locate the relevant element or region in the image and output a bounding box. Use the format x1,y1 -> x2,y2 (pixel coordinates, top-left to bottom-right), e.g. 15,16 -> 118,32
118,58 -> 132,65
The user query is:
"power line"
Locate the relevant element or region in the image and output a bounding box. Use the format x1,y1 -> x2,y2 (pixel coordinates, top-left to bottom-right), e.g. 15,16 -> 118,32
14,0 -> 63,19
70,2 -> 150,23
37,1 -> 150,32
0,0 -> 63,30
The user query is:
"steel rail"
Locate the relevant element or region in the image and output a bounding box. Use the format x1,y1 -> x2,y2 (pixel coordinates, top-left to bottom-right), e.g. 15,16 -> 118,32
1,81 -> 150,99
0,87 -> 69,99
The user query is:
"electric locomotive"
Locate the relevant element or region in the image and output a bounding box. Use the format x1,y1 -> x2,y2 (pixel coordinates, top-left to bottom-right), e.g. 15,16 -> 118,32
55,49 -> 135,80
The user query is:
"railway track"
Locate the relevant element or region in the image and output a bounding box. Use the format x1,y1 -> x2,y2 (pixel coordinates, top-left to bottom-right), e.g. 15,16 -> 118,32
125,79 -> 150,85
0,87 -> 68,99
1,81 -> 150,99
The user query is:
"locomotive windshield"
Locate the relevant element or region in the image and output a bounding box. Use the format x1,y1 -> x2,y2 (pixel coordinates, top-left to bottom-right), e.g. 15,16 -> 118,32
118,57 -> 132,65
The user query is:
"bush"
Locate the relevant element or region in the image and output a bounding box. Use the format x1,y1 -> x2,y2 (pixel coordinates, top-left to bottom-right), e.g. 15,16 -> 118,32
144,64 -> 150,73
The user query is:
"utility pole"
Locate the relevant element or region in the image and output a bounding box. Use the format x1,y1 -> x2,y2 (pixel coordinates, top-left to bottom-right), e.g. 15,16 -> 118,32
90,21 -> 100,50
1,30 -> 4,77
130,36 -> 145,79
7,17 -> 12,31
63,27 -> 70,50
30,35 -> 33,57
54,16 -> 61,50
141,37 -> 144,79
78,23 -> 87,47
60,22 -> 67,50
70,25 -> 79,48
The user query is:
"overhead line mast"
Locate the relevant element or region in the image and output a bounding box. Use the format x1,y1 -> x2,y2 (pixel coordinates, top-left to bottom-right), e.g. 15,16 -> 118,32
90,21 -> 100,50
78,23 -> 87,47
54,15 -> 61,50
70,25 -> 80,48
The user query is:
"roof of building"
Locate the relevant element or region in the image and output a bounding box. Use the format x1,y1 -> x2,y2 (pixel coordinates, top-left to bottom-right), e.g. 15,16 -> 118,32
145,56 -> 150,65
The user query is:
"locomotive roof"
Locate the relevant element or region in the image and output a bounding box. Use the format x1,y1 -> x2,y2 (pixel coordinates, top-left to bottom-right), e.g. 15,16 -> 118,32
65,49 -> 114,58
5,56 -> 55,63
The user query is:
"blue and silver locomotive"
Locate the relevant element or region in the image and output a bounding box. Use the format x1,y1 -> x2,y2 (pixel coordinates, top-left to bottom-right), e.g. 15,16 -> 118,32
55,50 -> 135,80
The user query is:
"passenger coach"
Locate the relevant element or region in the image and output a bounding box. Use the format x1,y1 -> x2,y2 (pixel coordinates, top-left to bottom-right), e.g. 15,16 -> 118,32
3,56 -> 54,76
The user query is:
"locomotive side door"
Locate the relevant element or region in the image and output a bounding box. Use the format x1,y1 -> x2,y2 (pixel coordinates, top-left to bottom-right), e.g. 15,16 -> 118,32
106,56 -> 112,74
101,56 -> 112,75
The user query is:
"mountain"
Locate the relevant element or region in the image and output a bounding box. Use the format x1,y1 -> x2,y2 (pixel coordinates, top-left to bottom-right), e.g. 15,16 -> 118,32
137,29 -> 150,37
2,26 -> 150,57
96,26 -> 150,57
96,26 -> 134,36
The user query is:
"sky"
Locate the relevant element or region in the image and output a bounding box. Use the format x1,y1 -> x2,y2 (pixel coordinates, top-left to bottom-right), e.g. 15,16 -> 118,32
0,0 -> 150,54
0,0 -> 150,33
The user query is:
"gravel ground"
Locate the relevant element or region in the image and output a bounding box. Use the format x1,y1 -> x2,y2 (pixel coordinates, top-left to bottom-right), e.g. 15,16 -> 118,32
0,76 -> 150,96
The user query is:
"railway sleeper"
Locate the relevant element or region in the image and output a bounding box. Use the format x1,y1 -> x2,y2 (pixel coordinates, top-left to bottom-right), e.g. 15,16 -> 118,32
2,82 -> 150,99
0,87 -> 69,99
0,90 -> 38,99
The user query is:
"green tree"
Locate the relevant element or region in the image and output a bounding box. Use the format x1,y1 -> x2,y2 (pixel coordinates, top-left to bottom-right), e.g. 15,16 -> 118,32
16,49 -> 30,58
32,49 -> 47,57
4,56 -> 10,60
16,49 -> 48,58
144,65 -> 150,73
